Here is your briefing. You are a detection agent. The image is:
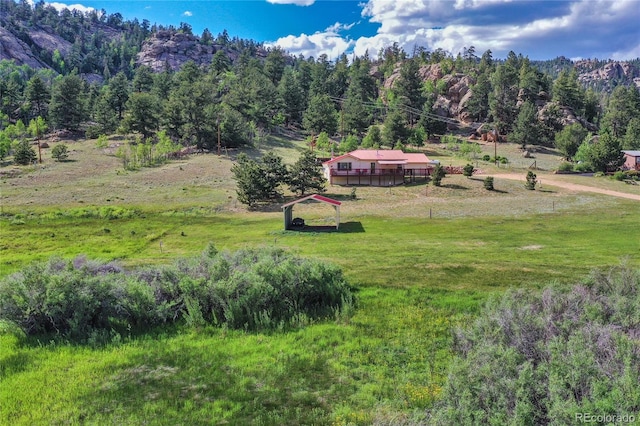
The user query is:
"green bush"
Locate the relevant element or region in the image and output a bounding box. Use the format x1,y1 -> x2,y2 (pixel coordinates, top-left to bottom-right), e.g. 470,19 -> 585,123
557,162 -> 574,172
482,154 -> 491,161
525,171 -> 537,190
483,176 -> 494,190
430,265 -> 640,424
51,144 -> 69,161
613,171 -> 625,181
0,247 -> 354,339
463,163 -> 474,177
431,163 -> 446,187
574,162 -> 594,173
13,139 -> 36,165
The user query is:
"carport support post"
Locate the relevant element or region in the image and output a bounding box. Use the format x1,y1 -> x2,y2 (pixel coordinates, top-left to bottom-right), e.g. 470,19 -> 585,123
283,206 -> 293,230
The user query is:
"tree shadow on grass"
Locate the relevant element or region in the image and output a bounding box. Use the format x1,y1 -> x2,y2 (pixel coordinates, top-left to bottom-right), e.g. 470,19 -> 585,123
441,184 -> 469,190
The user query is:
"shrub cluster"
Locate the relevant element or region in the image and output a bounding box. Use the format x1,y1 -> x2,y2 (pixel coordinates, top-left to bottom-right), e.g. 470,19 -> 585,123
430,265 -> 640,424
0,246 -> 354,339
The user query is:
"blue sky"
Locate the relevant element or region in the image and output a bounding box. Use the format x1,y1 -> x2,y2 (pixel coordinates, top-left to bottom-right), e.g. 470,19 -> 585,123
39,0 -> 640,61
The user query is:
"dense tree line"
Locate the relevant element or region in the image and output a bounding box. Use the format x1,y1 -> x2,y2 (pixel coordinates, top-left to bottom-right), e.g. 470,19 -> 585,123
1,0 -> 639,174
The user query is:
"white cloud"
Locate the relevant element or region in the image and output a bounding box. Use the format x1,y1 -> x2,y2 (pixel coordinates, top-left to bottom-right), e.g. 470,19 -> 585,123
266,0 -> 315,6
354,0 -> 640,60
267,23 -> 355,59
182,11 -> 193,17
45,2 -> 95,14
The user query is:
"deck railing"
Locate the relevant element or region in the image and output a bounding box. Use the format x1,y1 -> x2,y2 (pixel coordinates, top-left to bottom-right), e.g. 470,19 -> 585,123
329,168 -> 432,177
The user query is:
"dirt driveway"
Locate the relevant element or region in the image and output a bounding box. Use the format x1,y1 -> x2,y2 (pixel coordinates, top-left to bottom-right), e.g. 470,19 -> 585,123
491,173 -> 640,201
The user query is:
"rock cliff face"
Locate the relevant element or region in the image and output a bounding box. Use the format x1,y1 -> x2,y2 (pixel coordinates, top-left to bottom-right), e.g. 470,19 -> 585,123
136,31 -> 218,72
136,30 -> 268,72
0,27 -> 46,68
576,61 -> 640,89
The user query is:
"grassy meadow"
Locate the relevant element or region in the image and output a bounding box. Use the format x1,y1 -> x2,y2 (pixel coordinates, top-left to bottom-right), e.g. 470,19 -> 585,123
1,136 -> 640,424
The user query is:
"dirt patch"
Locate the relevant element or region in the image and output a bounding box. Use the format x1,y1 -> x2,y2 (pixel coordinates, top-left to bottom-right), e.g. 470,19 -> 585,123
491,173 -> 640,201
519,245 -> 544,250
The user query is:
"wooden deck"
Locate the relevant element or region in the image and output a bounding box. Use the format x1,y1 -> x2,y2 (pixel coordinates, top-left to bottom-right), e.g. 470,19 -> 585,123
329,168 -> 433,186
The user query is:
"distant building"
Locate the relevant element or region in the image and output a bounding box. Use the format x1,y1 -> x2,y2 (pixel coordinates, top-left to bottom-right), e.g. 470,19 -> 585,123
623,150 -> 640,171
322,149 -> 437,186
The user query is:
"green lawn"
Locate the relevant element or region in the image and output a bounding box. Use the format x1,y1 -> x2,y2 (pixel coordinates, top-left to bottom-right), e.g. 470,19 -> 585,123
1,139 -> 640,425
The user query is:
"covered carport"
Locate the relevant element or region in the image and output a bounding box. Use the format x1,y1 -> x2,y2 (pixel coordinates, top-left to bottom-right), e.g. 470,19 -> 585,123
282,194 -> 342,230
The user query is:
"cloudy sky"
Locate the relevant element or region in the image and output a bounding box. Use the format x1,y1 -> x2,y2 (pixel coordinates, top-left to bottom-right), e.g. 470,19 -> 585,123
42,0 -> 640,61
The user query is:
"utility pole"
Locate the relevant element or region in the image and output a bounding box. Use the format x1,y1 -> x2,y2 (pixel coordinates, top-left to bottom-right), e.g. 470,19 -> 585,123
340,101 -> 345,142
217,116 -> 221,156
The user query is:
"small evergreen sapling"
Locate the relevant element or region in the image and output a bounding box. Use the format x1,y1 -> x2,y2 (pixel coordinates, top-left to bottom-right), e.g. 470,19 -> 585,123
525,171 -> 537,190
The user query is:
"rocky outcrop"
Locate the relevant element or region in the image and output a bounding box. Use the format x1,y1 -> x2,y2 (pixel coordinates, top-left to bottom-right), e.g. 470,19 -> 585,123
136,30 -> 272,72
0,27 -> 46,68
28,28 -> 72,57
136,31 -> 219,72
538,102 -> 598,132
578,61 -> 640,89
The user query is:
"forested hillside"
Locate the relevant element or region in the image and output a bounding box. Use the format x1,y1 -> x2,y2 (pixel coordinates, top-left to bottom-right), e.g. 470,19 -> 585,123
1,0 -> 640,172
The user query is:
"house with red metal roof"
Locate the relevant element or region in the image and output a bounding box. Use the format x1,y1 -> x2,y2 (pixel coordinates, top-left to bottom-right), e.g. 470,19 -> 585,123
322,149 -> 436,186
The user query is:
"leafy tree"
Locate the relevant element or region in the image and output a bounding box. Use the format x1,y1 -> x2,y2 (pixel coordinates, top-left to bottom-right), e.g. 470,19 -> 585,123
314,131 -> 330,151
49,73 -> 87,131
361,125 -> 382,148
13,138 -> 36,165
288,150 -> 326,196
555,123 -> 588,160
509,101 -> 540,149
303,94 -> 339,135
622,117 -> 640,150
0,132 -> 12,161
339,134 -> 359,153
51,143 -> 69,161
589,128 -> 624,173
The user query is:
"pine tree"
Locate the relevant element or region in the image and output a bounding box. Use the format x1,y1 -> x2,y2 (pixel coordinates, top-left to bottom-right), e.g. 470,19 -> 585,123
288,150 -> 327,196
13,139 -> 37,165
509,101 -> 540,150
383,107 -> 410,147
49,73 -> 87,131
303,94 -> 339,135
